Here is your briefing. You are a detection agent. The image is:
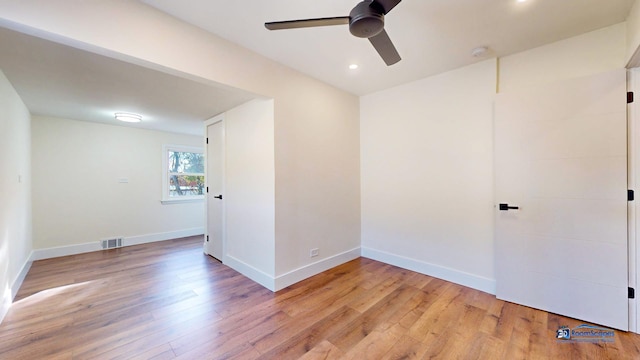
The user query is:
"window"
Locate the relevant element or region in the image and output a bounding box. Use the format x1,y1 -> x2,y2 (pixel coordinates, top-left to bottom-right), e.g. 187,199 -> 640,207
162,145 -> 204,203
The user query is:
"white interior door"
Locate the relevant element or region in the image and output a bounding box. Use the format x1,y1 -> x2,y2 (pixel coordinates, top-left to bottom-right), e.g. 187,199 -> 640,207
206,119 -> 224,261
494,69 -> 629,330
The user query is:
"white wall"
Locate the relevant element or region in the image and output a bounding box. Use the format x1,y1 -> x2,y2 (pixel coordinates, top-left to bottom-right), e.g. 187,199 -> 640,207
31,116 -> 204,254
273,84 -> 361,288
224,99 -> 276,284
627,0 -> 640,65
360,22 -> 629,296
0,70 -> 31,322
360,59 -> 497,293
499,23 -> 626,92
223,95 -> 361,291
0,1 -> 361,288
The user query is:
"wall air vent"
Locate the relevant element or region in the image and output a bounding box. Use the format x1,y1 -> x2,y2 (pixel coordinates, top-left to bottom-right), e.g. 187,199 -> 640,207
101,238 -> 123,249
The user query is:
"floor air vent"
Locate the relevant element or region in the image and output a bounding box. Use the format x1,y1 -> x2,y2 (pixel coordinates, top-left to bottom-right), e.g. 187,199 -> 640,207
102,238 -> 123,249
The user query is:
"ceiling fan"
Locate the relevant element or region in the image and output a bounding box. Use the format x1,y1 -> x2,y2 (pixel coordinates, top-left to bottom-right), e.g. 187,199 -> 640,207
265,0 -> 402,66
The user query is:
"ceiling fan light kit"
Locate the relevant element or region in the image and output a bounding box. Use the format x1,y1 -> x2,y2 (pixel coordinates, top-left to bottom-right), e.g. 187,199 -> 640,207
265,0 -> 402,66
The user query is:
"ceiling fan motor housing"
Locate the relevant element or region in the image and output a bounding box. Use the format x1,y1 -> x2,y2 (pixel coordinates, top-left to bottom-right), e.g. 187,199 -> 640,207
264,0 -> 401,65
349,1 -> 385,38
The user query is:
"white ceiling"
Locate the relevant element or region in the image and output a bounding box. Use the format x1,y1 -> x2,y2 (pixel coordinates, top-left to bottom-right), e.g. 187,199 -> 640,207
143,0 -> 635,95
0,27 -> 255,136
0,0 -> 635,136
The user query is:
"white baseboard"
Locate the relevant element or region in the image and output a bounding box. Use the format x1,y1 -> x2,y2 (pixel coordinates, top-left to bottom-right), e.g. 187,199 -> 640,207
31,242 -> 101,261
274,247 -> 361,291
224,255 -> 275,291
1,252 -> 34,325
225,247 -> 361,292
125,228 -> 204,246
0,287 -> 11,325
11,254 -> 33,300
32,228 -> 205,261
361,247 -> 496,295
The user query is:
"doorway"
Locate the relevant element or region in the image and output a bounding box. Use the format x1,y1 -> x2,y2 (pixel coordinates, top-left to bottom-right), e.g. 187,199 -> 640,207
204,115 -> 224,261
494,69 -> 629,330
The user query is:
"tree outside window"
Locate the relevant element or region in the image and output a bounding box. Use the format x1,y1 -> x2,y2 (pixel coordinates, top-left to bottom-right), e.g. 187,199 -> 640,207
162,145 -> 204,203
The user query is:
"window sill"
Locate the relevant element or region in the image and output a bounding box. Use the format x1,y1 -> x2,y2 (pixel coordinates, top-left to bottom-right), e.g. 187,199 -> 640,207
161,198 -> 204,205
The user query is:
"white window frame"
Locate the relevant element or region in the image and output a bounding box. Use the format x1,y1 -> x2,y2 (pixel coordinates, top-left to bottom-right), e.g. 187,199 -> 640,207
161,144 -> 205,204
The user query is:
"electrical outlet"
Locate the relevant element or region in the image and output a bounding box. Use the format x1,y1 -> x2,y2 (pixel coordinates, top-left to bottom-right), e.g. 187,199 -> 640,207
310,248 -> 319,257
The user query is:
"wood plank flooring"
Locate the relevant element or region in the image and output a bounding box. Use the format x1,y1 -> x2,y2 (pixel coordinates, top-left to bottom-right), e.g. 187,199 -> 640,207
1,236 -> 639,359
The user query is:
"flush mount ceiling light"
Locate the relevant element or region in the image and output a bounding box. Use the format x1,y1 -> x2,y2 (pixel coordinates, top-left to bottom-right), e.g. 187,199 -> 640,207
471,46 -> 489,57
115,112 -> 142,123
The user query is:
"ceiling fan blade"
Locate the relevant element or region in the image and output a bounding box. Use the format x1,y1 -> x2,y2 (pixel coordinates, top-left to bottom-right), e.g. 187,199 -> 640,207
265,17 -> 350,30
373,0 -> 401,14
368,29 -> 401,66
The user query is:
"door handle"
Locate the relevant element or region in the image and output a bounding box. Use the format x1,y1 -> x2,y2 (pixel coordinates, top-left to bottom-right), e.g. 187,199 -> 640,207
499,203 -> 518,211
214,195 -> 222,200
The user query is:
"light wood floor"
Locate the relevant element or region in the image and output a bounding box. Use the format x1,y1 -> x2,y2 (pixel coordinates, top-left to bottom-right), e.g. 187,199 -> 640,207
2,236 -> 640,359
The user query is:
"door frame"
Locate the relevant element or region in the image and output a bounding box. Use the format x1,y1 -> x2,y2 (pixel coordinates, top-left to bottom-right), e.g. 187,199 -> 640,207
203,114 -> 226,262
628,68 -> 640,334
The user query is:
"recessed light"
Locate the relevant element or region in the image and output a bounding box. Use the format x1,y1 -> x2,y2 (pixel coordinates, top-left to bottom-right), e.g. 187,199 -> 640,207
349,64 -> 359,70
115,113 -> 142,123
517,0 -> 527,3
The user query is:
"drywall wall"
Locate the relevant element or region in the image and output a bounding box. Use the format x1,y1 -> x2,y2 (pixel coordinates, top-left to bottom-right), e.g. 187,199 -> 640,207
360,23 -> 629,295
0,1 -> 360,288
360,59 -> 497,293
223,95 -> 360,291
224,99 -> 276,281
0,70 -> 32,322
499,23 -> 626,92
273,80 -> 361,286
627,0 -> 640,64
31,116 -> 204,252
